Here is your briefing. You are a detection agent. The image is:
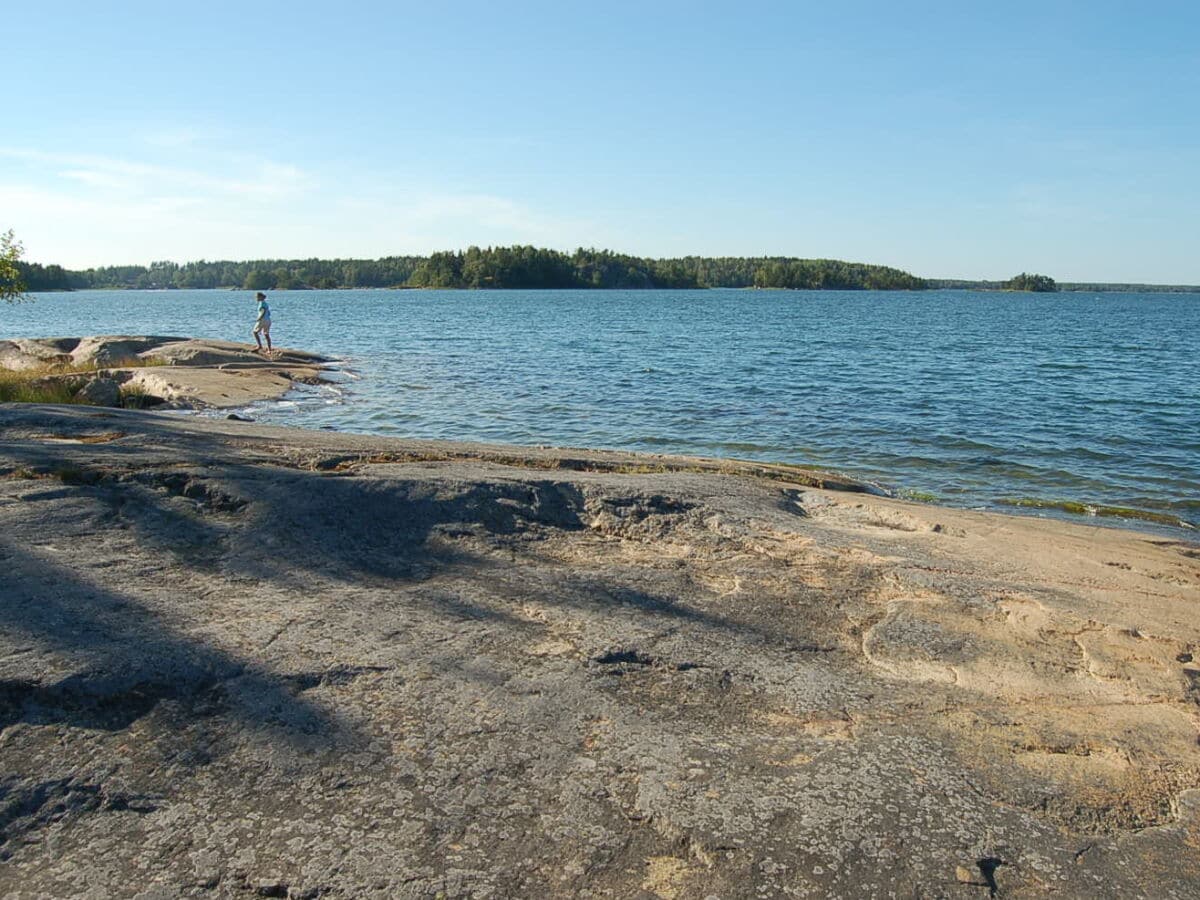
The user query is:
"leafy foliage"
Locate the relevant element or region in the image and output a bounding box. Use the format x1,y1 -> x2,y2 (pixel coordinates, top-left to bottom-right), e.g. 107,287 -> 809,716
29,246 -> 928,292
1,230 -> 27,302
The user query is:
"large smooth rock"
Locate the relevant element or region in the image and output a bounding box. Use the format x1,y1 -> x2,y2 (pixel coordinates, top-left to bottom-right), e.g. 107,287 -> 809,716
146,339 -> 329,368
70,336 -> 187,368
0,337 -> 79,370
0,405 -> 1197,898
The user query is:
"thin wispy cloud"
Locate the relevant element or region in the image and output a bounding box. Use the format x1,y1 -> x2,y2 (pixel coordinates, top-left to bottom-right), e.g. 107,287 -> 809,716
0,146 -> 314,201
58,168 -> 131,190
1,142 -> 597,266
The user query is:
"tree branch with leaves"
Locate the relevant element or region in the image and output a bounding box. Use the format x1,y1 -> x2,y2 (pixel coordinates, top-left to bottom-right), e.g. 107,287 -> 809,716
1,229 -> 27,302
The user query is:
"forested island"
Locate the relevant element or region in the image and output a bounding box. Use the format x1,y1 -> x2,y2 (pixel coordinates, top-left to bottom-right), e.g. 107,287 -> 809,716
17,246 -> 927,291
925,273 -> 1061,292
1003,272 -> 1058,292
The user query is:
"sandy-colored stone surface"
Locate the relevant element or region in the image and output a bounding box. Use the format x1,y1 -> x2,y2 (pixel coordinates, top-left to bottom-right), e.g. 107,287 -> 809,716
0,336 -> 334,409
1,404 -> 1198,898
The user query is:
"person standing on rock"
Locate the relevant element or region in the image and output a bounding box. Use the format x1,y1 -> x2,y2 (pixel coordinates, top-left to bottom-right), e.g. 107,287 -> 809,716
253,291 -> 273,354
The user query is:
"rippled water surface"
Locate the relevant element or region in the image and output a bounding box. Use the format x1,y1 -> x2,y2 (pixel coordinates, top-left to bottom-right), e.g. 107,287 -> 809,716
7,288 -> 1199,529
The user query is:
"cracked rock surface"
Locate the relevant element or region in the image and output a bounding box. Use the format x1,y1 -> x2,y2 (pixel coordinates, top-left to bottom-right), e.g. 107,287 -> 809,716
1,405 -> 1198,899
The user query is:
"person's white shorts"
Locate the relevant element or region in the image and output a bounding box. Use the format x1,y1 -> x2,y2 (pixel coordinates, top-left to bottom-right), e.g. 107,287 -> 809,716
254,320 -> 271,335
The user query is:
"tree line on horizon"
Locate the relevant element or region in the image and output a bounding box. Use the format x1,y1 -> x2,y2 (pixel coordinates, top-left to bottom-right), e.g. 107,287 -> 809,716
16,246 -> 929,292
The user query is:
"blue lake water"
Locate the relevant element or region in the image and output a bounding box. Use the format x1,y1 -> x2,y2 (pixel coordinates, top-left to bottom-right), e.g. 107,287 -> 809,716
6,288 -> 1199,530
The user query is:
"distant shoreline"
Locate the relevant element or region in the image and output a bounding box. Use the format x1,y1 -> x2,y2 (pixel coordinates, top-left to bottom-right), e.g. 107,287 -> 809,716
23,283 -> 1200,294
17,246 -> 1199,293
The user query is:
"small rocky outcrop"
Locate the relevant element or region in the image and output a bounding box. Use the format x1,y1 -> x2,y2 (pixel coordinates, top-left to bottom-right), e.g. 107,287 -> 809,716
75,376 -> 123,407
0,335 -> 336,409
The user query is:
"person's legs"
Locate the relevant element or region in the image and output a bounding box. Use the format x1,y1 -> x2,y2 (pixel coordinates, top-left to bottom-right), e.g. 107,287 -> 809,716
263,322 -> 272,352
253,326 -> 263,350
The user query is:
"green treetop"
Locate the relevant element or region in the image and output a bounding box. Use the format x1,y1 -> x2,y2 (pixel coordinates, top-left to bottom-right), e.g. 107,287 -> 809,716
1004,272 -> 1058,292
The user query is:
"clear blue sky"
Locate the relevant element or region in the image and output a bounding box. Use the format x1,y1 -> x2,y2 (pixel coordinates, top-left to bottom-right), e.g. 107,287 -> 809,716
5,1 -> 1198,281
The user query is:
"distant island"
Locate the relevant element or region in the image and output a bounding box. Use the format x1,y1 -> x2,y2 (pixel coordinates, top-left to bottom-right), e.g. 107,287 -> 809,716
928,276 -> 1200,293
1002,272 -> 1058,292
13,245 -> 1200,293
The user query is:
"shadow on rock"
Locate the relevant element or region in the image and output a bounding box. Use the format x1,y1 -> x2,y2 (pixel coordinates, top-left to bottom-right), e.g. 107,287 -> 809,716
0,537 -> 355,748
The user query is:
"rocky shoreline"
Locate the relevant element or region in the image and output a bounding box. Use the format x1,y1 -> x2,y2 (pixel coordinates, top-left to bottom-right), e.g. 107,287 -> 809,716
0,335 -> 335,410
1,403 -> 1198,897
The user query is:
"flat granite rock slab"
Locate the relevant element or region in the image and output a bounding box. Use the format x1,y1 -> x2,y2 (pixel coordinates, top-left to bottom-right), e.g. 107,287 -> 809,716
0,406 -> 1198,898
123,366 -> 316,408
